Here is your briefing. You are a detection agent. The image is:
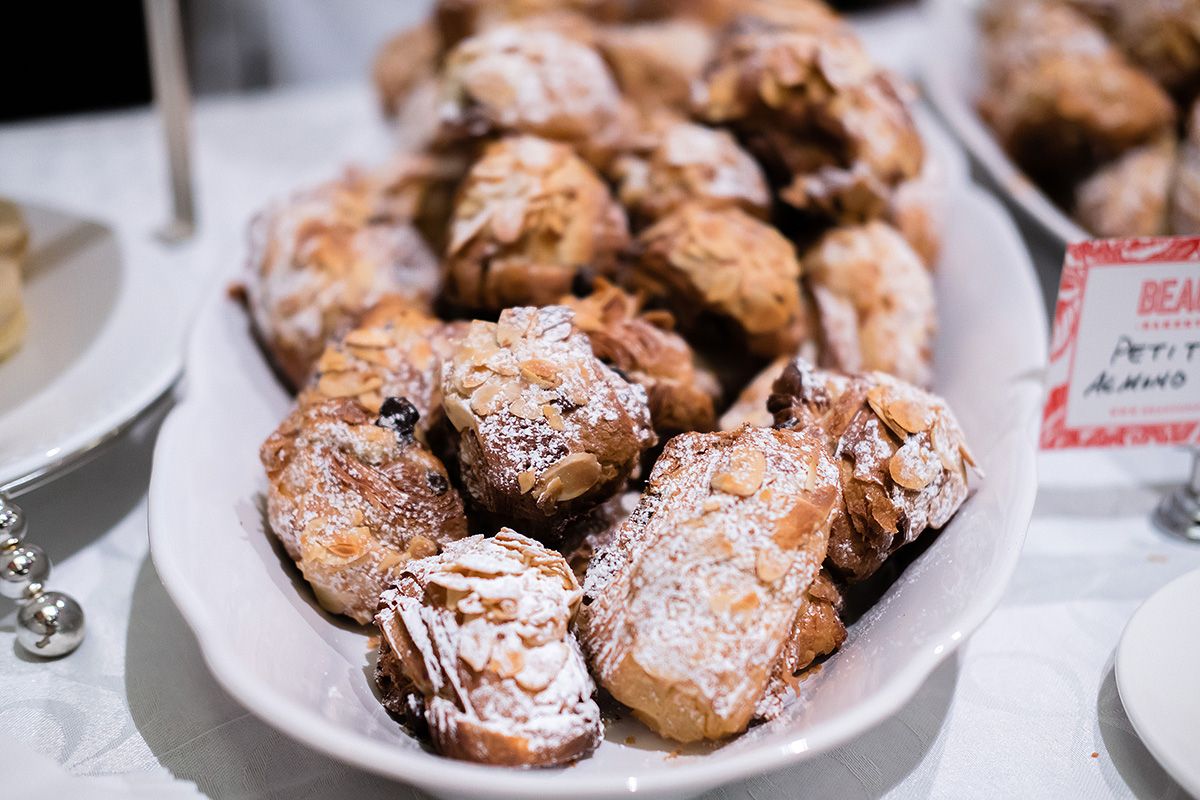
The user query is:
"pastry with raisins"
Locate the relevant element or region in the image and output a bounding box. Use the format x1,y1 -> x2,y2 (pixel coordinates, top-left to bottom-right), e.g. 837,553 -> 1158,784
261,397 -> 468,623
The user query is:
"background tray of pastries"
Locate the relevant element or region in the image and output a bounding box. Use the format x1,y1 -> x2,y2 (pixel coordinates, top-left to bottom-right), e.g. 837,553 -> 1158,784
925,0 -> 1200,244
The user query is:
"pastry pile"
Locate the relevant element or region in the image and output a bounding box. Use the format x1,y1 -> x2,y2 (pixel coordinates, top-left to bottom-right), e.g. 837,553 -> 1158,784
979,0 -> 1200,237
0,199 -> 28,363
245,0 -> 980,768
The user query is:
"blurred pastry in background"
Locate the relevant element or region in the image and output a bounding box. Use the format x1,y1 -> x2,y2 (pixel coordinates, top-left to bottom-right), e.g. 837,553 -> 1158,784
0,199 -> 29,262
0,256 -> 26,362
0,200 -> 28,362
1074,136 -> 1175,238
979,0 -> 1175,202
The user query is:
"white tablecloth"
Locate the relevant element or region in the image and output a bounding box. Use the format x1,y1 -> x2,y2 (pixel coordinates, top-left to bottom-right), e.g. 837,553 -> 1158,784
1,80 -> 1197,800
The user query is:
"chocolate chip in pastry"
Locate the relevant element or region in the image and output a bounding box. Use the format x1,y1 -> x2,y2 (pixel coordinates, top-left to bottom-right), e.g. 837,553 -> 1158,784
375,528 -> 602,766
577,424 -> 839,742
261,397 -> 469,623
769,358 -> 977,583
443,135 -> 630,313
442,305 -> 655,539
803,220 -> 935,387
436,23 -> 629,167
612,118 -> 770,226
754,568 -> 846,721
244,170 -> 440,389
631,203 -> 809,359
560,279 -> 720,437
298,297 -> 467,444
1074,136 -> 1175,238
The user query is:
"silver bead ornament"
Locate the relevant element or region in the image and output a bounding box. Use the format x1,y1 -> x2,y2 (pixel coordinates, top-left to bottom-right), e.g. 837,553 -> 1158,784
0,496 -> 86,657
17,591 -> 86,657
1,544 -> 51,600
0,501 -> 26,550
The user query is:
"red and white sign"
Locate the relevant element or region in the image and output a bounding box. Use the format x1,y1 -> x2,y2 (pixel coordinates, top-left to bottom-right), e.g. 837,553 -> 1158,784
1041,237 -> 1200,449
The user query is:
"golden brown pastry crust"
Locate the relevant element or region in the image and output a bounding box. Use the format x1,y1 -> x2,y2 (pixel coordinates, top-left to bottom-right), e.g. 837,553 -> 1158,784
244,170 -> 440,389
442,306 -> 655,538
754,568 -> 846,721
443,136 -> 629,313
298,298 -> 466,444
632,203 -> 808,358
561,280 -> 720,437
596,18 -> 715,115
1075,137 -> 1175,238
375,529 -> 602,766
695,16 -> 923,222
436,23 -> 629,166
612,118 -> 770,224
373,21 -> 441,118
1107,0 -> 1200,99
803,221 -> 935,387
979,0 -> 1176,191
577,424 -> 839,742
261,398 -> 468,624
770,358 -> 976,582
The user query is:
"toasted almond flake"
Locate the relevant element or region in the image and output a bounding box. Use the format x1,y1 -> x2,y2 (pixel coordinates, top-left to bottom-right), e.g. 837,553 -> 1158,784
520,358 -> 562,388
543,404 -> 565,431
316,348 -> 352,373
731,590 -> 761,613
407,535 -> 438,560
444,393 -> 477,431
711,447 -> 766,496
461,368 -> 489,390
755,548 -> 790,583
538,476 -> 565,504
538,452 -> 602,502
471,381 -> 504,415
343,328 -> 392,348
517,470 -> 536,494
318,371 -> 383,398
488,647 -> 525,678
509,397 -> 545,420
889,437 -> 941,490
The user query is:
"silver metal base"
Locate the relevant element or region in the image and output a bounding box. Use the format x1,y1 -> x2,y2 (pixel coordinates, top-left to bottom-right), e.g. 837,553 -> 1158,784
1154,484 -> 1200,542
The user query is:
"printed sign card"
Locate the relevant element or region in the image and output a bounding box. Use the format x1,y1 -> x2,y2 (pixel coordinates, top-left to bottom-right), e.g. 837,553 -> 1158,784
1042,237 -> 1200,449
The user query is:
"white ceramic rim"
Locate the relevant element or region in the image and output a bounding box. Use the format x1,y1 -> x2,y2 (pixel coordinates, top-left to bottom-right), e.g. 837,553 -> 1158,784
148,178 -> 1044,798
1114,567 -> 1200,798
919,0 -> 1090,248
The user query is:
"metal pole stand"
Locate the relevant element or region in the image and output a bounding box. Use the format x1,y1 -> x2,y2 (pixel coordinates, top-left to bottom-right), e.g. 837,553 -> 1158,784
1153,448 -> 1200,542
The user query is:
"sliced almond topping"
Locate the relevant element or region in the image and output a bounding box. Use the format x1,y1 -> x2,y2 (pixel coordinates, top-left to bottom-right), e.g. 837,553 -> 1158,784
343,327 -> 392,348
538,452 -> 602,502
470,381 -> 503,415
316,348 -> 352,373
520,358 -> 562,388
711,447 -> 767,497
889,438 -> 942,490
318,371 -> 383,398
538,476 -> 565,505
444,393 -> 477,431
755,548 -> 790,583
509,397 -> 545,421
517,470 -> 536,494
731,590 -> 761,614
406,535 -> 438,560
543,404 -> 565,431
488,646 -> 525,679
